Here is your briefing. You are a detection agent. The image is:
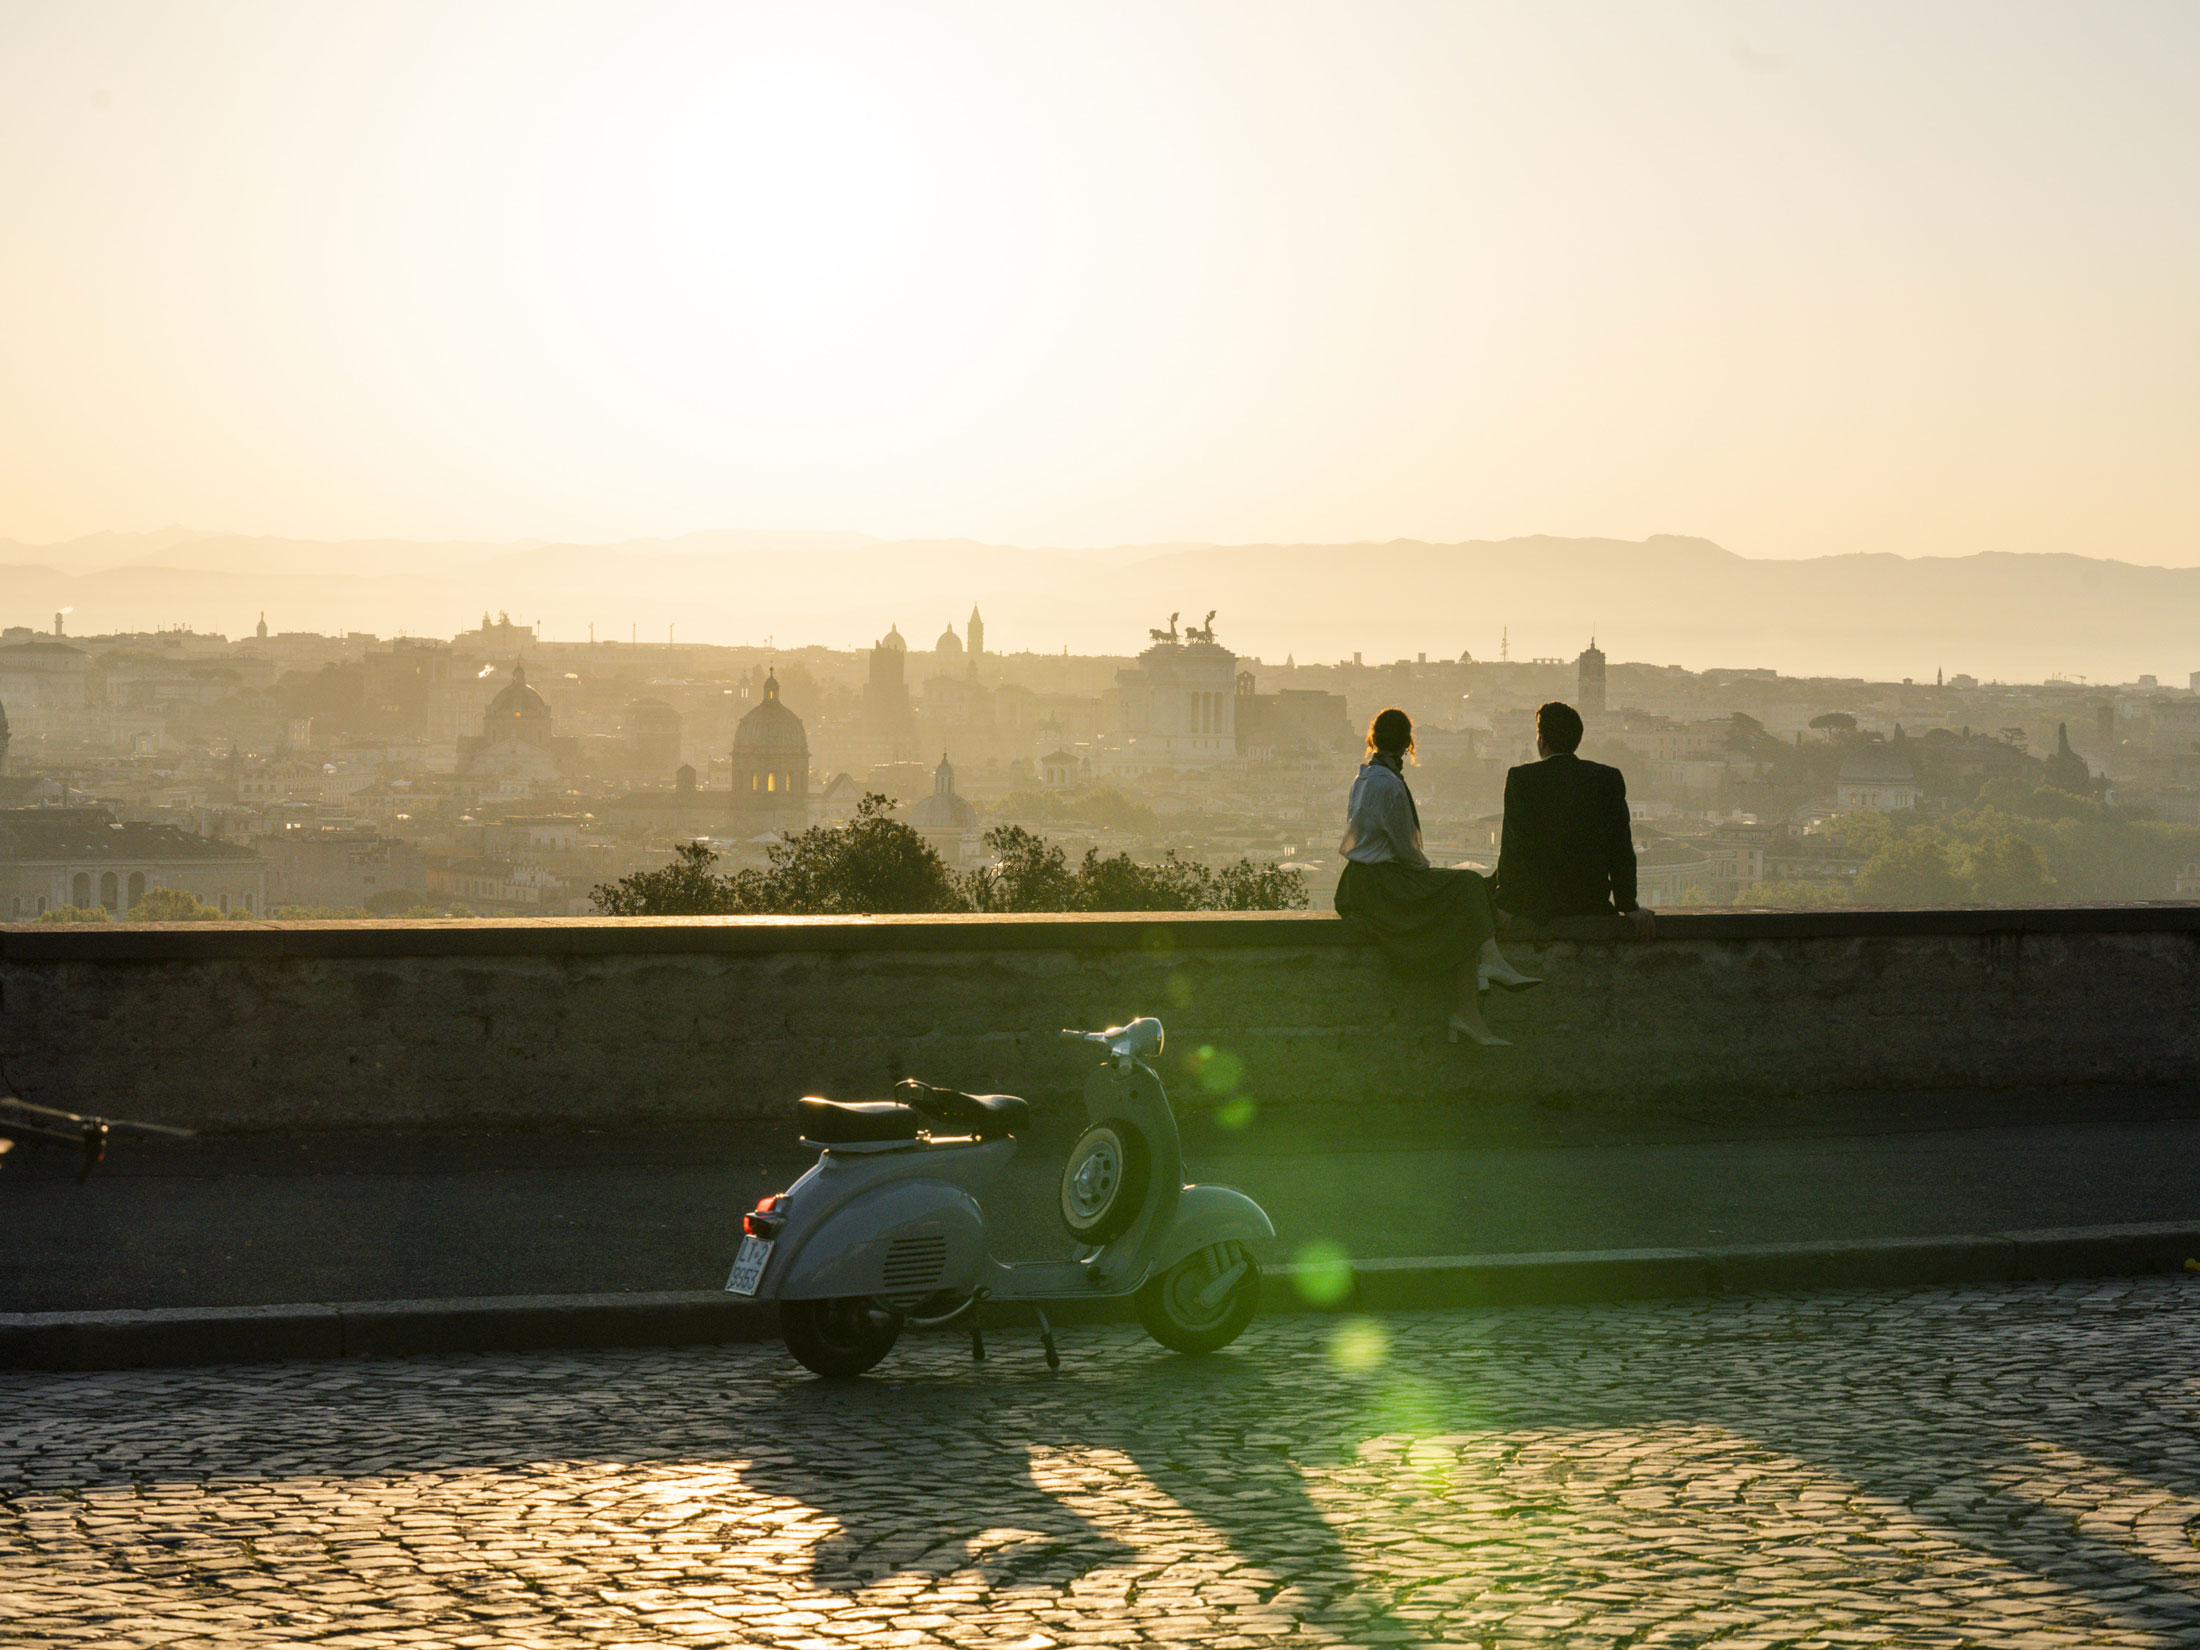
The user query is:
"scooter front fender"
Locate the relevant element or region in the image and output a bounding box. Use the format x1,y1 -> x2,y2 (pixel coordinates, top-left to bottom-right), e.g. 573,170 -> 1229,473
1151,1184 -> 1275,1275
775,1179 -> 987,1301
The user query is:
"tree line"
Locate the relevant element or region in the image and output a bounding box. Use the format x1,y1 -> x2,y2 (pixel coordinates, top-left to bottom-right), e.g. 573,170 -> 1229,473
590,795 -> 1310,916
1745,778 -> 2200,907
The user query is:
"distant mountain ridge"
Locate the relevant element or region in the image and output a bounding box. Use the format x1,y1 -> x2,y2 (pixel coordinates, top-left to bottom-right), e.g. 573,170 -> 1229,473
1,530 -> 2193,684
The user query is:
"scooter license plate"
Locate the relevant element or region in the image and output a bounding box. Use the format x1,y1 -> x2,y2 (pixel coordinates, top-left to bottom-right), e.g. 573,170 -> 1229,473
725,1234 -> 773,1296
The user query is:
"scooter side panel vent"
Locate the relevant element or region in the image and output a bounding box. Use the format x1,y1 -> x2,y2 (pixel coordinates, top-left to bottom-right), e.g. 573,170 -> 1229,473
882,1233 -> 948,1290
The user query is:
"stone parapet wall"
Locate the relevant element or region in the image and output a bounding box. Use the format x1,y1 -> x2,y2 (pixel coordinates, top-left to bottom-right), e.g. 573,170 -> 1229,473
3,908 -> 2196,1133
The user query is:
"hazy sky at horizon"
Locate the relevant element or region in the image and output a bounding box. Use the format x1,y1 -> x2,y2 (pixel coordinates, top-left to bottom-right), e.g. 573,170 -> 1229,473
3,1 -> 2195,561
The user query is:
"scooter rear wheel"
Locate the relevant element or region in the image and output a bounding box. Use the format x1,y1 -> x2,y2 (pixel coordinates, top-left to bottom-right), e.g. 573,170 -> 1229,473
1137,1241 -> 1259,1355
781,1297 -> 903,1378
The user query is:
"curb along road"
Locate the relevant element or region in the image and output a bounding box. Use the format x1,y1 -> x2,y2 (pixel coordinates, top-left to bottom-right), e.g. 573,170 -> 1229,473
4,1222 -> 2195,1373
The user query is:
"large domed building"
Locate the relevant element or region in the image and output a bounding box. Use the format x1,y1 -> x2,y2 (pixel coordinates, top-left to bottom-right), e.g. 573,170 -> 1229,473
731,672 -> 810,837
483,662 -> 552,739
457,662 -> 570,789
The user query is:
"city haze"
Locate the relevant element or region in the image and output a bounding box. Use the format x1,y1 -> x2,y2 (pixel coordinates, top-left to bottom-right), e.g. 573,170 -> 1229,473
5,527 -> 2200,685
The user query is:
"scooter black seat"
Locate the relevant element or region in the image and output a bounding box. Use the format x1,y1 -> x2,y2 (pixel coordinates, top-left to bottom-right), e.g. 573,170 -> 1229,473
896,1080 -> 1030,1138
796,1096 -> 924,1144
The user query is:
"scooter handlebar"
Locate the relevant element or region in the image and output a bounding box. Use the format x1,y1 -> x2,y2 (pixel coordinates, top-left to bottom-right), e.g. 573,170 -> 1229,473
1059,1018 -> 1166,1064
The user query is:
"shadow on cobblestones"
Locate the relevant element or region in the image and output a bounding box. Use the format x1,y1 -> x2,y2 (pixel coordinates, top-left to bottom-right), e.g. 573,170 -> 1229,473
736,1349 -> 1418,1639
4,1282 -> 2199,1647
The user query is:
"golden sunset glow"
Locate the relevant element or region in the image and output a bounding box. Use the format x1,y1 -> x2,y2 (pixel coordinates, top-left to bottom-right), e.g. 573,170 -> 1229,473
1,1 -> 2195,568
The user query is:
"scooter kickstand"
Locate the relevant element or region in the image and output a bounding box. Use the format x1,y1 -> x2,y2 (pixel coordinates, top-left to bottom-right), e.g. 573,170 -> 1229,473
1035,1307 -> 1061,1372
967,1289 -> 990,1362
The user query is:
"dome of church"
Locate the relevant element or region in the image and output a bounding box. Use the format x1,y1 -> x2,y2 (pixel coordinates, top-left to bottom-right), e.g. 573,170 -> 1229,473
484,663 -> 551,728
734,673 -> 808,754
876,624 -> 906,653
935,624 -> 963,655
909,753 -> 978,830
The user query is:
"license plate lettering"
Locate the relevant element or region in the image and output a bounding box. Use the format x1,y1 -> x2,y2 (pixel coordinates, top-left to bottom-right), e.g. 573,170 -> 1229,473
726,1233 -> 774,1296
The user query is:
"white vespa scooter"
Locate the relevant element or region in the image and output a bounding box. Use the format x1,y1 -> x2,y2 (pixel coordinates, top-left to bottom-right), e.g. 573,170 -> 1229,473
727,1018 -> 1274,1377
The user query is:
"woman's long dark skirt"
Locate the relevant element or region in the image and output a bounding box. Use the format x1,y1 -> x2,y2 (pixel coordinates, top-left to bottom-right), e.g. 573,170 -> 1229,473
1334,859 -> 1496,975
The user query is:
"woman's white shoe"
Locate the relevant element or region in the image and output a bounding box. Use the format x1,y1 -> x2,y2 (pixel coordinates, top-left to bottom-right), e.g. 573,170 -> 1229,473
1448,1015 -> 1512,1047
1477,962 -> 1543,993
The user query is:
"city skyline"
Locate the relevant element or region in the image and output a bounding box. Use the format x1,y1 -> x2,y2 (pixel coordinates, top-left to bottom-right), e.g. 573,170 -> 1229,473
9,524 -> 2200,686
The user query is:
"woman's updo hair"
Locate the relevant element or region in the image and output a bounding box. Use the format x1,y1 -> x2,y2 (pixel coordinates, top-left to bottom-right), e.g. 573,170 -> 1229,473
1367,706 -> 1415,759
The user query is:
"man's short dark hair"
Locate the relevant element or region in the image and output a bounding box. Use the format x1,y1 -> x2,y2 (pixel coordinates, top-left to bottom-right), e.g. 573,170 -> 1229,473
1537,701 -> 1584,754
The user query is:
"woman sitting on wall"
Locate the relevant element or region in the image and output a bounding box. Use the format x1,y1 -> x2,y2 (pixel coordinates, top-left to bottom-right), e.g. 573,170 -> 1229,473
1334,707 -> 1540,1046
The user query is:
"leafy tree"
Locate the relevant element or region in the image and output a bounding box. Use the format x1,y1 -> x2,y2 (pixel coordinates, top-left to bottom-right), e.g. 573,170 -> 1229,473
1209,858 -> 1312,911
1724,712 -> 1786,757
34,905 -> 108,923
592,803 -> 1310,917
1974,779 -> 2099,823
1068,847 -> 1309,912
1070,848 -> 1216,912
1809,712 -> 1858,733
1855,835 -> 1968,904
762,795 -> 964,915
1956,831 -> 2054,903
964,825 -> 1078,913
364,889 -> 478,918
129,888 -> 220,921
591,841 -> 742,916
1728,879 -> 1855,908
592,797 -> 961,917
270,904 -> 371,919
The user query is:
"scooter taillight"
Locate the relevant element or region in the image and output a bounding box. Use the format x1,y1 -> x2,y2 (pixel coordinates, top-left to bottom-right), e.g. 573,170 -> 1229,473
743,1193 -> 787,1238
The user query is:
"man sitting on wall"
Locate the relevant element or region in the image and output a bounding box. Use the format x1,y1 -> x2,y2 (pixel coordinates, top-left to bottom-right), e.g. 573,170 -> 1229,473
1494,700 -> 1655,939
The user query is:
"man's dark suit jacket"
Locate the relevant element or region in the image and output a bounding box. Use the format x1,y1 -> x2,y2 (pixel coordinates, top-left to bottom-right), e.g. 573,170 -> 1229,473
1494,751 -> 1639,922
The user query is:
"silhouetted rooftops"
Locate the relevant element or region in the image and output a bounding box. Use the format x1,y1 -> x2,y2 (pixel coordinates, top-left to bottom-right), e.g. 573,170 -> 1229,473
0,807 -> 259,861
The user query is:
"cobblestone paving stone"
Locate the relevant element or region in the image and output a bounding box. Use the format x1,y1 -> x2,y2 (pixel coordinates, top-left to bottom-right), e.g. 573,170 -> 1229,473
2,1278 -> 2197,1648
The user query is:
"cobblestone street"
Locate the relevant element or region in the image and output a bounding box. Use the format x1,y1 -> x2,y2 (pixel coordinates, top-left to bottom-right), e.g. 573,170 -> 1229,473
4,1279 -> 2196,1648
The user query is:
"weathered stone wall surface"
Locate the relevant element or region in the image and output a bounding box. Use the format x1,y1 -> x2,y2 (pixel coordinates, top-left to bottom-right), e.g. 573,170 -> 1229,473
4,908 -> 2197,1132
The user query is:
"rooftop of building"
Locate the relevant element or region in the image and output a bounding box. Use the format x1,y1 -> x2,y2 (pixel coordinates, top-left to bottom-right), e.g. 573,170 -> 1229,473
0,807 -> 262,862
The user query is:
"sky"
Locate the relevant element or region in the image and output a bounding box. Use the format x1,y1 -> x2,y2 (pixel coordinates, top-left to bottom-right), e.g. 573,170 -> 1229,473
2,1 -> 2196,562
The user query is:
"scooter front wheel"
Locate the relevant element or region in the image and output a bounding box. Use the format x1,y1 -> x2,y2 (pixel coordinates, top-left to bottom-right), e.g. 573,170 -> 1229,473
1137,1241 -> 1260,1355
780,1297 -> 904,1378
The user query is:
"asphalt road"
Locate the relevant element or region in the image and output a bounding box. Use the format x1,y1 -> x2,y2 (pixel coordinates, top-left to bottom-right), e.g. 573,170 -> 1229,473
5,1115 -> 2198,1311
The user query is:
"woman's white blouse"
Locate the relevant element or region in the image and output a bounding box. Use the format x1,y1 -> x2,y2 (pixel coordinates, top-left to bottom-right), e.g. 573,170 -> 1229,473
1338,762 -> 1429,868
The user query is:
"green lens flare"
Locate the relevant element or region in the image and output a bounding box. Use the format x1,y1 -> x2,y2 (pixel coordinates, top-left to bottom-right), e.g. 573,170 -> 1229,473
1292,1240 -> 1354,1306
1328,1316 -> 1391,1372
1215,1097 -> 1256,1130
1194,1047 -> 1242,1094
